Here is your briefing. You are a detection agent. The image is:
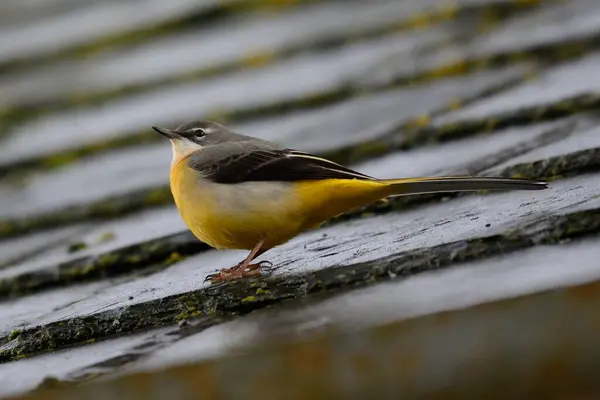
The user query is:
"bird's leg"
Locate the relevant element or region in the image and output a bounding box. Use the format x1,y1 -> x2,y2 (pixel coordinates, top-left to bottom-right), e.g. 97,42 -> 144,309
205,240 -> 272,284
233,239 -> 265,272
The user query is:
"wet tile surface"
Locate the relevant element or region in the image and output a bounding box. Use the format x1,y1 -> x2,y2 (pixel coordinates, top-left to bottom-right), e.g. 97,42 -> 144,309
0,0 -> 432,106
128,234 -> 600,373
434,51 -> 600,124
0,29 -> 455,164
0,0 -> 218,64
1,0 -> 600,398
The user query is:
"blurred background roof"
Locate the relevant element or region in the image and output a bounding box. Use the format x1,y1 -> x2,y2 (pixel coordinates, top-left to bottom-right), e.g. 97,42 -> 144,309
1,0 -> 600,398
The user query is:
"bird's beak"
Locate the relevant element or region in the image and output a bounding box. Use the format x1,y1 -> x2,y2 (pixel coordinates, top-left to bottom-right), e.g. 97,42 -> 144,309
152,126 -> 180,140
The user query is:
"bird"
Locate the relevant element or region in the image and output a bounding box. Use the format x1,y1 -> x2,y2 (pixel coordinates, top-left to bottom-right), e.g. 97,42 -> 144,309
152,121 -> 548,284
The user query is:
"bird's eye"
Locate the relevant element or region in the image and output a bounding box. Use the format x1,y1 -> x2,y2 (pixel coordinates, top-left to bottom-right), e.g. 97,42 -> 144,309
191,128 -> 206,139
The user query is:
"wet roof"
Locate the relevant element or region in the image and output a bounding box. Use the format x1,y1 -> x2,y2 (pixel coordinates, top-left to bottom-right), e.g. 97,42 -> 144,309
1,0 -> 600,398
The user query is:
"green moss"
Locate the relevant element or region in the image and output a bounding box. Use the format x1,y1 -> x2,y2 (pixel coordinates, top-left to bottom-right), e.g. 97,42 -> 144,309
174,310 -> 191,322
80,263 -> 96,276
206,307 -> 218,316
174,298 -> 208,322
67,242 -> 88,253
498,148 -> 600,182
0,222 -> 13,237
401,93 -> 600,152
98,253 -> 120,267
0,232 -> 208,300
125,254 -> 143,264
184,304 -> 197,312
8,329 -> 21,341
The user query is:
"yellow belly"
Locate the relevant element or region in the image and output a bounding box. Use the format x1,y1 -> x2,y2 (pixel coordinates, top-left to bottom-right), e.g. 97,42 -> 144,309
170,162 -> 391,251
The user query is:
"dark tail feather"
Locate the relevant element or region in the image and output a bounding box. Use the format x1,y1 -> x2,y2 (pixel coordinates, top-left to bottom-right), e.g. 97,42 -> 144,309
385,176 -> 548,196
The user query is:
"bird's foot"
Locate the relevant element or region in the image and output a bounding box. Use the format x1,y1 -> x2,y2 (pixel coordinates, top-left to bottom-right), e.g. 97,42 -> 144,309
204,260 -> 273,284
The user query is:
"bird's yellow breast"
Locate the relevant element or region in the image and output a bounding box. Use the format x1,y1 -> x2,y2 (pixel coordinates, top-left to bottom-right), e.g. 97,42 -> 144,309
170,157 -> 391,251
170,158 -> 304,250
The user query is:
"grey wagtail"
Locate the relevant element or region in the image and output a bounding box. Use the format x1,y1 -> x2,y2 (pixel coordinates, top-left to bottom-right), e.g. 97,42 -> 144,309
153,121 -> 547,284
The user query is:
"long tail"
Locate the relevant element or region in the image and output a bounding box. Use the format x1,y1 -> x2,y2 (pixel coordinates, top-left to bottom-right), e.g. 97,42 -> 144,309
383,176 -> 548,196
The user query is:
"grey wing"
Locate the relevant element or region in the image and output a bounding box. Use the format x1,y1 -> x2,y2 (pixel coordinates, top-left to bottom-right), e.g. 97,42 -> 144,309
188,142 -> 375,184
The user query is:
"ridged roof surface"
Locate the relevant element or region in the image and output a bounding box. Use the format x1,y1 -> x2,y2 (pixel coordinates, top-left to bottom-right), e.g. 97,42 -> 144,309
1,0 -> 600,398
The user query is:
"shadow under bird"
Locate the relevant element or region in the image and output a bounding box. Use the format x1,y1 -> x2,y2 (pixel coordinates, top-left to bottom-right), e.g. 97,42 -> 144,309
153,121 -> 548,283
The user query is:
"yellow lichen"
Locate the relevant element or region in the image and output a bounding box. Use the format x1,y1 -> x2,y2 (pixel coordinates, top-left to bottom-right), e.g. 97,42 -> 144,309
241,296 -> 257,303
98,232 -> 116,243
242,50 -> 274,68
165,252 -> 185,265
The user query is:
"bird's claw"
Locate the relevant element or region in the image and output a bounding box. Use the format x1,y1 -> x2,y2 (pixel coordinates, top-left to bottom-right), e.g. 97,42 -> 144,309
203,260 -> 273,284
247,260 -> 273,271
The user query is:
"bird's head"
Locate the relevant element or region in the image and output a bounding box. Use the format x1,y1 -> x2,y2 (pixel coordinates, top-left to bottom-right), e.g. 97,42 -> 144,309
153,120 -> 246,162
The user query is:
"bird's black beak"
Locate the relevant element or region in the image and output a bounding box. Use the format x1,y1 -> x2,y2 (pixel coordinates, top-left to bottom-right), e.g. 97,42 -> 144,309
152,126 -> 180,140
